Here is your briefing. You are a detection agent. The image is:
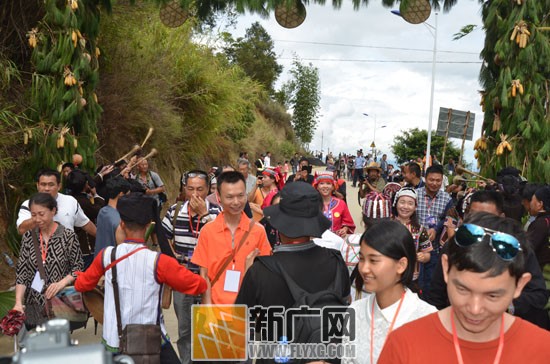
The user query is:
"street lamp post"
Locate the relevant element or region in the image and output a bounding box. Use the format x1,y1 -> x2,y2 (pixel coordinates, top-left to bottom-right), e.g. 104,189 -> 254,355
392,11 -> 438,169
363,113 -> 387,161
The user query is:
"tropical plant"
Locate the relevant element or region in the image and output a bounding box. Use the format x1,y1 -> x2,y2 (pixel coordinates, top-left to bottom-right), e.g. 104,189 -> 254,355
475,0 -> 550,182
20,0 -> 112,178
0,291 -> 15,320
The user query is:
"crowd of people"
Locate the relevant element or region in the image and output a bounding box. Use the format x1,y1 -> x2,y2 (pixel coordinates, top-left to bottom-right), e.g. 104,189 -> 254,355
4,147 -> 550,363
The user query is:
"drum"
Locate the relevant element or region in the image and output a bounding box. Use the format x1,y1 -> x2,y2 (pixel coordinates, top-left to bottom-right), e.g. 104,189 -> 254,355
83,287 -> 104,324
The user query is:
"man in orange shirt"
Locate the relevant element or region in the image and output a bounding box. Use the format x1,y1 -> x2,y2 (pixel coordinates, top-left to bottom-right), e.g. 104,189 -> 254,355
192,171 -> 272,304
378,212 -> 550,363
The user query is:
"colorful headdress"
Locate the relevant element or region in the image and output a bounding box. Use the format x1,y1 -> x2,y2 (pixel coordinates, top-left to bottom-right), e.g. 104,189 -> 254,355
362,191 -> 391,219
313,171 -> 337,189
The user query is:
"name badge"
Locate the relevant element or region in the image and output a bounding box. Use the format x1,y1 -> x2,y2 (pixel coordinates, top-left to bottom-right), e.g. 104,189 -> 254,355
425,215 -> 437,228
223,270 -> 241,293
31,271 -> 45,293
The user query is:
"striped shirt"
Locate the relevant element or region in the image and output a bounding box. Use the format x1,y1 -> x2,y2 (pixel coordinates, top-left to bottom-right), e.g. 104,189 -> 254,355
161,200 -> 221,272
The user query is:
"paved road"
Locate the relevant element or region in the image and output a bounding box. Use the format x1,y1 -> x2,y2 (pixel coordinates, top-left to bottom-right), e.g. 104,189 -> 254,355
0,169 -> 365,357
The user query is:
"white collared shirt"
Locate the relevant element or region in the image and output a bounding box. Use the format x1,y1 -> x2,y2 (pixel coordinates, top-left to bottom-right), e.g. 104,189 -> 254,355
342,288 -> 437,363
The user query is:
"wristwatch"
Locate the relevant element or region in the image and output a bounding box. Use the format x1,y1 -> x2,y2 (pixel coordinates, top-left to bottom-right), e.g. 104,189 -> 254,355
200,214 -> 214,224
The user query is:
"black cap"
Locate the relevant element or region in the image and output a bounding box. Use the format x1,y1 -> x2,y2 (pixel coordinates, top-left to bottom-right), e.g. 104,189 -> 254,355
117,193 -> 155,225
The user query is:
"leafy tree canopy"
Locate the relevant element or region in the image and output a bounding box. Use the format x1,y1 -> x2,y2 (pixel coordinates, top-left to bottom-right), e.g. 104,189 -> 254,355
391,127 -> 460,165
282,58 -> 321,144
222,22 -> 283,94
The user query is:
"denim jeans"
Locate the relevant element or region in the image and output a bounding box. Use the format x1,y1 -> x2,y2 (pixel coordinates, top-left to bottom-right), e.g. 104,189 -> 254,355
418,250 -> 438,298
173,291 -> 201,364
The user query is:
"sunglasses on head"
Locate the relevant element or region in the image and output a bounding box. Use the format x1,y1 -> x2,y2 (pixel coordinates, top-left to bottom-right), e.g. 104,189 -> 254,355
454,223 -> 521,261
182,172 -> 209,186
186,172 -> 208,180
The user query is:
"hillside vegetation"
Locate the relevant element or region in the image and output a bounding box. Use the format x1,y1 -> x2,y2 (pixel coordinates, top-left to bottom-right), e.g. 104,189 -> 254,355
0,1 -> 299,288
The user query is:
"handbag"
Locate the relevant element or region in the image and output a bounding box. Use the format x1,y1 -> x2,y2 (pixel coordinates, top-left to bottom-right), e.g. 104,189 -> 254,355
24,303 -> 50,327
111,247 -> 161,364
50,286 -> 88,323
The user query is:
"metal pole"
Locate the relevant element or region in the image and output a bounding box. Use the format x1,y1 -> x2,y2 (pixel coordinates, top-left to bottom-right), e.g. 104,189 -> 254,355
441,108 -> 453,165
373,115 -> 377,158
459,111 -> 471,165
425,12 -> 438,170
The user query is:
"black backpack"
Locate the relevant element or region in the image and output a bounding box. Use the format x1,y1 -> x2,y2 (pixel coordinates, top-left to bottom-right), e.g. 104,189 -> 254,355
257,250 -> 348,345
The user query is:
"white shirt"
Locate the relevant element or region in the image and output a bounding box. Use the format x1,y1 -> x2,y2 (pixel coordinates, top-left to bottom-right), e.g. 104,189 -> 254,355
102,244 -> 165,350
264,155 -> 271,168
17,192 -> 90,231
342,288 -> 437,364
314,231 -> 361,276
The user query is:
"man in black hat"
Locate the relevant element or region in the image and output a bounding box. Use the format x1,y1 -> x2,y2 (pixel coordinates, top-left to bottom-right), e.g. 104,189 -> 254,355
76,193 -> 207,361
235,182 -> 350,361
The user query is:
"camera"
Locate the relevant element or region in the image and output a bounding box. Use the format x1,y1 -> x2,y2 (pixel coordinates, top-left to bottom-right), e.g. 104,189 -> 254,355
9,319 -> 132,364
301,165 -> 312,174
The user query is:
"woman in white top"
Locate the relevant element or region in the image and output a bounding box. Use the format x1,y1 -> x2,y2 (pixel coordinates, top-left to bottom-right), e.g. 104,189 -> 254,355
343,220 -> 437,364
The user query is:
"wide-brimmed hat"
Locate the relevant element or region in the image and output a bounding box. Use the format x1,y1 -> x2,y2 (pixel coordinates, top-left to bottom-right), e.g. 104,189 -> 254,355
263,182 -> 331,238
365,162 -> 382,172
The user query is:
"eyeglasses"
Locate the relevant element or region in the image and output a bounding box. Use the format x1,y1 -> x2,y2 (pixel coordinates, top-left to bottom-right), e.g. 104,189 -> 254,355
454,223 -> 521,261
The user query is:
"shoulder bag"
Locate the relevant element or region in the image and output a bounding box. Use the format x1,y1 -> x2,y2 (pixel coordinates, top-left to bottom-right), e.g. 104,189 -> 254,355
25,230 -> 54,326
210,218 -> 255,287
111,247 -> 161,364
149,171 -> 167,204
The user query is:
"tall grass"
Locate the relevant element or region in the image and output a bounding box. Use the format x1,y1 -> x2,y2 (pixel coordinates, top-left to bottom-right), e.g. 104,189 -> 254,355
97,3 -> 298,197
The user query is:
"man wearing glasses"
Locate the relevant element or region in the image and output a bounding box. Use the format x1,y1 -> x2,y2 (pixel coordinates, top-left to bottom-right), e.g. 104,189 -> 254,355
161,169 -> 221,364
379,212 -> 550,363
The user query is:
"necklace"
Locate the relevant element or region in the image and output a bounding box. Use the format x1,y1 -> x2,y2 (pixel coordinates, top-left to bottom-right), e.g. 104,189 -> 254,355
370,290 -> 406,364
39,223 -> 57,263
450,308 -> 504,364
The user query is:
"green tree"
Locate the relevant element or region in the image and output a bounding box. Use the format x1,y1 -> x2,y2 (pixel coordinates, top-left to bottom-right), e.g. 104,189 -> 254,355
475,0 -> 550,182
391,128 -> 460,165
284,59 -> 321,145
223,22 -> 282,94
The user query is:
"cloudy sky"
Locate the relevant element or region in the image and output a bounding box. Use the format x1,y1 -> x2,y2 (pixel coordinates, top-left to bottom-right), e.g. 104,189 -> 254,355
228,0 -> 485,166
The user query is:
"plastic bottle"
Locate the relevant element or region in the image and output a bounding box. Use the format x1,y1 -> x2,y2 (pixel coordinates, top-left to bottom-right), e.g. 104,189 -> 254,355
3,252 -> 14,268
274,336 -> 290,363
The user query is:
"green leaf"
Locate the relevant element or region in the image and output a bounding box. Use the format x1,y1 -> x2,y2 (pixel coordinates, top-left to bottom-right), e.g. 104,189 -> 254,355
452,24 -> 478,41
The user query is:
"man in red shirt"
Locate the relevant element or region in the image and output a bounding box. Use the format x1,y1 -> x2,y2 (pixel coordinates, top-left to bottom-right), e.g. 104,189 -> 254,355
75,193 -> 207,359
379,212 -> 550,363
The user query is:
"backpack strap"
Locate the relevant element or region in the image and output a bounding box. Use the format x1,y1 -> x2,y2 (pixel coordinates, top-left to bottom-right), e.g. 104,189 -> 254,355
257,249 -> 344,302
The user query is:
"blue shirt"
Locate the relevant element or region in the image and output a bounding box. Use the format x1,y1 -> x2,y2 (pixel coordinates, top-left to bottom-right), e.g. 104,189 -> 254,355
354,156 -> 366,169
94,205 -> 120,257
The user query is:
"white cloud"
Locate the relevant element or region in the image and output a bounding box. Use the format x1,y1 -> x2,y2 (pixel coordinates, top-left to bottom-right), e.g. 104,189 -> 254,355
227,0 -> 485,167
